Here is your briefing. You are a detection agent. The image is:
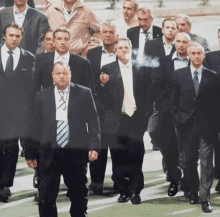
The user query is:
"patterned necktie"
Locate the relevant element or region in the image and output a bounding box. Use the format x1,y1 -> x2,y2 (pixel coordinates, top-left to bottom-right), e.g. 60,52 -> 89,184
5,50 -> 13,77
193,70 -> 199,95
144,31 -> 149,42
123,65 -> 134,117
57,90 -> 68,148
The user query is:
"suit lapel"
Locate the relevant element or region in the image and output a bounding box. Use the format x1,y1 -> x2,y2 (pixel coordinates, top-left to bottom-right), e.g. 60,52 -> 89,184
197,68 -> 209,96
68,83 -> 77,113
0,46 -> 4,77
170,45 -> 176,56
185,67 -> 197,96
22,7 -> 34,30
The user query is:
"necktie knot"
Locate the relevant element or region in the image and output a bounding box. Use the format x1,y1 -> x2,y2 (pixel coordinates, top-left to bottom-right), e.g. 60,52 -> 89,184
67,10 -> 72,15
8,50 -> 13,56
194,70 -> 198,75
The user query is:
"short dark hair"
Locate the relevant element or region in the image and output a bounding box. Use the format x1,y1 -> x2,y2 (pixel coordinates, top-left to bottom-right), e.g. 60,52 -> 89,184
3,22 -> 24,40
53,28 -> 70,39
43,29 -> 53,40
162,18 -> 177,28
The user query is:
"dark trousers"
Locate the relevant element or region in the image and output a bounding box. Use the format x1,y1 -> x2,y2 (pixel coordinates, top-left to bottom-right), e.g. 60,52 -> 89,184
38,148 -> 88,217
148,111 -> 181,183
110,114 -> 146,195
0,139 -> 20,187
176,119 -> 214,202
89,134 -> 114,185
214,141 -> 220,179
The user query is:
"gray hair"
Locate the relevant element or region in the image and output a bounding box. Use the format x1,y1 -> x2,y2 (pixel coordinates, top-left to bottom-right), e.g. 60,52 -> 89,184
101,22 -> 116,32
123,0 -> 138,11
137,8 -> 154,19
187,42 -> 205,55
175,14 -> 192,26
52,61 -> 71,73
174,32 -> 191,44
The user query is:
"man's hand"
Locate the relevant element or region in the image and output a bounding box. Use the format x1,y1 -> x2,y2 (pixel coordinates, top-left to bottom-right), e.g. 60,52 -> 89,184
88,150 -> 98,162
26,159 -> 37,169
100,72 -> 109,85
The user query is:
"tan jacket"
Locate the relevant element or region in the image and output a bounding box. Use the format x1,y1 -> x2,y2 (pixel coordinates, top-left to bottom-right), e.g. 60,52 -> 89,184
46,1 -> 101,57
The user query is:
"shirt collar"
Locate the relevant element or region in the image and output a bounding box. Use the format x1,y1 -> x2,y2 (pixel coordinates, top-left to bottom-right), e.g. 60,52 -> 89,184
190,65 -> 202,76
63,1 -> 75,15
102,46 -> 115,55
13,5 -> 28,16
55,84 -> 70,94
54,51 -> 70,61
162,36 -> 174,47
118,59 -> 132,69
172,51 -> 189,61
2,44 -> 20,56
140,25 -> 153,35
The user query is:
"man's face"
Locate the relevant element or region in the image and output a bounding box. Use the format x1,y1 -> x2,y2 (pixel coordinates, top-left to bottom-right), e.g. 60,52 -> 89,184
188,46 -> 205,68
175,35 -> 190,56
52,64 -> 71,90
162,20 -> 177,41
115,40 -> 131,62
123,1 -> 137,22
176,18 -> 191,33
4,27 -> 22,50
64,0 -> 77,4
54,32 -> 69,55
43,31 -> 55,52
101,25 -> 117,46
137,11 -> 153,31
14,0 -> 27,7
218,31 -> 220,46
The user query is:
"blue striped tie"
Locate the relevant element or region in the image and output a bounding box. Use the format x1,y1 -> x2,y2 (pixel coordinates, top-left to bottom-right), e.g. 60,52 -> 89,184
57,90 -> 68,148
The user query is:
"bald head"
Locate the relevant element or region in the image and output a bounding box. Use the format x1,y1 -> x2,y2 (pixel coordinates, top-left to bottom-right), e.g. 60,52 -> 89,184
174,32 -> 191,57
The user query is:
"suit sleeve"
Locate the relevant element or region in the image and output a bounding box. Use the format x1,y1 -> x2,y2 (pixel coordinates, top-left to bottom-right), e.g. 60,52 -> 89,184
36,15 -> 50,54
24,92 -> 43,161
33,55 -> 43,94
85,89 -> 101,153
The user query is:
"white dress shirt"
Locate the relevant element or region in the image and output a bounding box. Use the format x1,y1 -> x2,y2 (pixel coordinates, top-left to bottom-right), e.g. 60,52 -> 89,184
118,60 -> 137,113
190,65 -> 202,83
55,85 -> 70,140
100,46 -> 116,68
54,51 -> 70,64
63,2 -> 76,23
1,44 -> 20,72
162,36 -> 174,56
13,5 -> 28,27
172,51 -> 189,71
138,26 -> 153,63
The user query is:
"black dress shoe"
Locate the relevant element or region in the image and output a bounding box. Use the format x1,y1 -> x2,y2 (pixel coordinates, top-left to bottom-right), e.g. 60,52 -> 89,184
89,183 -> 103,195
189,193 -> 199,204
215,180 -> 220,192
168,182 -> 178,197
131,194 -> 141,204
0,187 -> 11,202
118,194 -> 130,203
201,201 -> 212,213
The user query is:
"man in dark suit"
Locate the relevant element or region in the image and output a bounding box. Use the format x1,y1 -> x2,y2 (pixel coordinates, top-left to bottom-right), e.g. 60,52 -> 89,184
100,38 -> 154,204
25,61 -> 100,217
87,22 -> 117,195
34,28 -> 94,94
127,7 -> 162,62
151,32 -> 191,196
203,28 -> 220,192
42,29 -> 55,53
0,0 -> 50,55
0,23 -> 35,202
171,42 -> 220,213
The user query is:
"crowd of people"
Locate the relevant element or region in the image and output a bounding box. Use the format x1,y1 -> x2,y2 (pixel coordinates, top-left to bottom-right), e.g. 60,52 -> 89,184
0,0 -> 220,216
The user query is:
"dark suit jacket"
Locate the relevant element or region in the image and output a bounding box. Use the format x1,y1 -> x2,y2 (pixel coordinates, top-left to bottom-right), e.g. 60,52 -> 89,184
0,46 -> 35,140
144,38 -> 176,59
127,25 -> 163,51
34,52 -> 95,94
4,0 -> 35,8
24,83 -> 100,171
101,60 -> 154,135
204,50 -> 220,74
171,66 -> 220,143
0,6 -> 50,55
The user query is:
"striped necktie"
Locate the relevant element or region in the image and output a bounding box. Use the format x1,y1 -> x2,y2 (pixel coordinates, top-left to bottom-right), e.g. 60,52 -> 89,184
193,70 -> 199,95
57,90 -> 68,148
5,50 -> 13,77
